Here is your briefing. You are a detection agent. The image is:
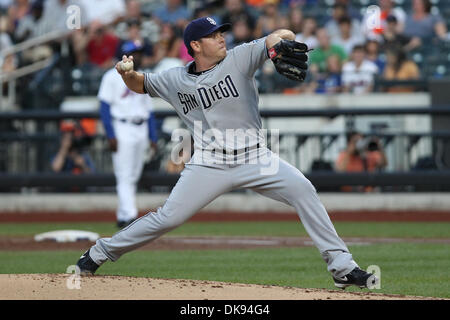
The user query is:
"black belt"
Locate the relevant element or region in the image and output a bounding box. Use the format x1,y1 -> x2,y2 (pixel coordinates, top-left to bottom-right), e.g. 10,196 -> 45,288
116,118 -> 146,125
202,143 -> 261,156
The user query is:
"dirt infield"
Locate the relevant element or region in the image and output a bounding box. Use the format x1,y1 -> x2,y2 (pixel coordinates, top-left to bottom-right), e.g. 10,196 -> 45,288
0,274 -> 439,300
1,210 -> 450,223
1,235 -> 449,251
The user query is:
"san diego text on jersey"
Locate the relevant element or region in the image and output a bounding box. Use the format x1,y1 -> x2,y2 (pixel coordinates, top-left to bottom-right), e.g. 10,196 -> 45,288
178,74 -> 239,115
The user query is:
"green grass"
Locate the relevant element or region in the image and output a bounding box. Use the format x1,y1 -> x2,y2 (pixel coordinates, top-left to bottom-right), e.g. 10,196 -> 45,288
0,221 -> 450,238
173,221 -> 450,238
0,243 -> 449,298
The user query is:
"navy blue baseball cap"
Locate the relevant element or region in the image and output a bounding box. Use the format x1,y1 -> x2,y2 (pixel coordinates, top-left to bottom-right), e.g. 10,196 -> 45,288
183,17 -> 231,52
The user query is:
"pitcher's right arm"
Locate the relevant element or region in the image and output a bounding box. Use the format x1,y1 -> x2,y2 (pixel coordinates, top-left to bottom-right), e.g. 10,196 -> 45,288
116,55 -> 145,94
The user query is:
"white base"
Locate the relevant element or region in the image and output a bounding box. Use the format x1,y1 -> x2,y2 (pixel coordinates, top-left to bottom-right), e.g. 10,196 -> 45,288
34,230 -> 99,243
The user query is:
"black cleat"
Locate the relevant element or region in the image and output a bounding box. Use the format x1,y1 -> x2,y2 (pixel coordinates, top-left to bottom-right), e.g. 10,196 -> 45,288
117,218 -> 136,229
333,267 -> 379,290
117,221 -> 127,229
76,249 -> 99,276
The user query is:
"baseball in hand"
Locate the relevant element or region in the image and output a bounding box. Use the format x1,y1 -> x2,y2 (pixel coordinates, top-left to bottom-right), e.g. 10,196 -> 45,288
120,60 -> 134,72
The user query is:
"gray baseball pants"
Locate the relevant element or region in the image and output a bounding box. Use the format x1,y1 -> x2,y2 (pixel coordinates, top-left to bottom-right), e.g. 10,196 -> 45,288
90,149 -> 358,278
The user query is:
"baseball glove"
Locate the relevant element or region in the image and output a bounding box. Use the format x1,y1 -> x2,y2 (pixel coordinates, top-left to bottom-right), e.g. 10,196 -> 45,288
268,40 -> 310,82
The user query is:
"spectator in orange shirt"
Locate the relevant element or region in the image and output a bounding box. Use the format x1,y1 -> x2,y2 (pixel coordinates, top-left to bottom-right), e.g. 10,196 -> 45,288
335,132 -> 387,192
383,46 -> 420,93
51,120 -> 96,174
336,132 -> 365,173
364,137 -> 388,172
246,0 -> 265,7
336,132 -> 387,172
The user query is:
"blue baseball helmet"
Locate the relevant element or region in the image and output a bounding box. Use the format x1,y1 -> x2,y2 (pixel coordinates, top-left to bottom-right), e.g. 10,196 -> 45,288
120,40 -> 144,56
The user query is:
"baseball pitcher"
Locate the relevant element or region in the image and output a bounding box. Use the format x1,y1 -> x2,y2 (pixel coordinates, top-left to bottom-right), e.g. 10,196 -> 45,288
77,17 -> 379,290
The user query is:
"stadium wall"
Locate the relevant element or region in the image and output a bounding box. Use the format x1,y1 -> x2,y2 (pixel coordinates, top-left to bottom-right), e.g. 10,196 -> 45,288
1,192 -> 449,213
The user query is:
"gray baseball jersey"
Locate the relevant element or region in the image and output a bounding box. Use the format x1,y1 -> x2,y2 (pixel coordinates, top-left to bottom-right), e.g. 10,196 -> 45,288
143,38 -> 267,153
88,38 -> 360,280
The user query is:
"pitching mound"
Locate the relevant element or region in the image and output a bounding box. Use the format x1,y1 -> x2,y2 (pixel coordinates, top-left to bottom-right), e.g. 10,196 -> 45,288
0,274 -> 435,300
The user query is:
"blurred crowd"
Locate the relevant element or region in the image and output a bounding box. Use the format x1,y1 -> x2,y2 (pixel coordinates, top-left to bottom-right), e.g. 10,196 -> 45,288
1,0 -> 449,96
2,0 -> 448,190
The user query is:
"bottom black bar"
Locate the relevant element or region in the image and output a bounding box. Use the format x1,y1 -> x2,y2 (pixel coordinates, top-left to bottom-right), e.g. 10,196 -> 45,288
1,300 -> 447,318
